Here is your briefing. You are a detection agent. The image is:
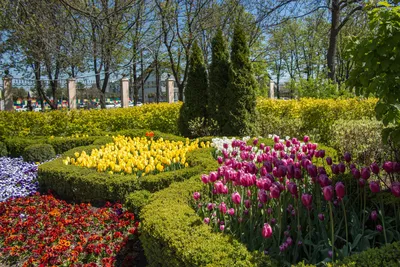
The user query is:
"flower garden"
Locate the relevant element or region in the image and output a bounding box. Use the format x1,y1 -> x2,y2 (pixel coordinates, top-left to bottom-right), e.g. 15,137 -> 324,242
0,99 -> 400,266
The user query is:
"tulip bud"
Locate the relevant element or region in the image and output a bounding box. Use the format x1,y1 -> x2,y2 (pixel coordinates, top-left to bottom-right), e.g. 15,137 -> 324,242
262,223 -> 273,238
344,152 -> 351,163
228,208 -> 235,216
217,156 -> 223,164
326,157 -> 333,165
244,199 -> 251,209
209,172 -> 218,182
260,143 -> 265,150
273,135 -> 280,143
203,217 -> 210,224
338,163 -> 346,173
318,150 -> 326,158
303,136 -> 310,143
358,178 -> 366,187
301,194 -> 313,209
318,213 -> 325,221
361,167 -> 371,180
323,185 -> 334,201
270,183 -> 281,199
328,250 -> 333,258
270,218 -> 277,225
286,237 -> 293,246
193,192 -> 201,201
220,225 -> 225,231
383,161 -> 393,173
370,162 -> 380,174
219,202 -> 227,214
351,168 -> 361,179
258,189 -> 268,204
370,210 -> 378,221
335,182 -> 345,200
369,181 -> 380,193
331,164 -> 340,175
391,182 -> 400,198
231,192 -> 241,205
201,174 -> 209,184
287,182 -> 298,197
376,224 -> 383,232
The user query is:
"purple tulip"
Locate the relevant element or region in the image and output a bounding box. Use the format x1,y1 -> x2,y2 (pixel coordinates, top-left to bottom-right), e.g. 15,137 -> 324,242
394,162 -> 400,173
286,237 -> 293,246
391,182 -> 400,198
204,217 -> 210,224
369,181 -> 380,193
244,199 -> 251,209
258,190 -> 268,203
335,182 -> 345,200
328,250 -> 333,258
351,168 -> 361,179
318,150 -> 326,158
294,168 -> 302,179
383,161 -> 393,173
303,136 -> 310,143
217,156 -> 223,164
344,152 -> 352,163
193,192 -> 201,201
231,192 -> 241,205
287,182 -> 298,197
331,164 -> 340,175
358,178 -> 366,187
270,218 -> 277,225
262,223 -> 273,238
323,185 -> 334,201
370,210 -> 378,221
270,183 -> 281,199
376,224 -> 383,232
361,167 -> 371,180
326,157 -> 333,165
267,208 -> 273,215
201,174 -> 209,184
307,164 -> 318,178
219,202 -> 227,214
370,163 -> 380,174
349,163 -> 357,170
338,162 -> 346,173
318,213 -> 325,221
301,194 -> 313,209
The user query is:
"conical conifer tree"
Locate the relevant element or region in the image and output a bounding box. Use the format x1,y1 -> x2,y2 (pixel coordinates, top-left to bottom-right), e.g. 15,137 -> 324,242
208,29 -> 230,134
179,40 -> 208,136
222,22 -> 257,136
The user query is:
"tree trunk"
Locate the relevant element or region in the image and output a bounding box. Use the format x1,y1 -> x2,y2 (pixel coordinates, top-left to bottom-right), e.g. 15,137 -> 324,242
155,55 -> 160,103
327,0 -> 340,81
141,50 -> 144,103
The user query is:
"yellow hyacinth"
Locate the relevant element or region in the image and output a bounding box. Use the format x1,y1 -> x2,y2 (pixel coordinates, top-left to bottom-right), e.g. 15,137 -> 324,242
67,135 -> 200,177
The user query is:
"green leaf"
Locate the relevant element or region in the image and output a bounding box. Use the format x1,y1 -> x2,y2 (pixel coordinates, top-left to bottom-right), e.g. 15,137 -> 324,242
351,234 -> 362,249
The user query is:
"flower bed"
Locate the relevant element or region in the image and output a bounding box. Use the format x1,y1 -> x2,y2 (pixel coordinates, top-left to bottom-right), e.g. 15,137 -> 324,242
0,193 -> 138,266
194,135 -> 400,265
65,135 -> 200,176
0,157 -> 39,202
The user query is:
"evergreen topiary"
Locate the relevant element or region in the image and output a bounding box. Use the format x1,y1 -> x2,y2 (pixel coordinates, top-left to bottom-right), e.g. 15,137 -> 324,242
22,144 -> 56,163
222,22 -> 257,136
179,40 -> 208,137
208,29 -> 230,134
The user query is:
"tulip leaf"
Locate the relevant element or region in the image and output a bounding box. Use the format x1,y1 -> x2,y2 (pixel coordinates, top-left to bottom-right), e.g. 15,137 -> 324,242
351,234 -> 363,250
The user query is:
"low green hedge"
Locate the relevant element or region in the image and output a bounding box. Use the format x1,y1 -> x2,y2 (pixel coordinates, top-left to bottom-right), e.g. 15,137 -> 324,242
0,141 -> 7,157
4,137 -> 47,157
22,144 -> 56,163
139,175 -> 277,266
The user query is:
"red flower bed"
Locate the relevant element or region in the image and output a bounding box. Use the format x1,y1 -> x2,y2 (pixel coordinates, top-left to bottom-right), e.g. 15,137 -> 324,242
0,193 -> 138,266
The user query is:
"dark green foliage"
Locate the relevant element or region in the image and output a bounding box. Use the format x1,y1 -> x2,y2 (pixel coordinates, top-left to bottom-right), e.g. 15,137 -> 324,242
4,137 -> 47,157
0,141 -> 7,157
124,190 -> 152,215
46,136 -> 98,154
347,4 -> 400,144
222,23 -> 257,136
208,29 -> 230,133
22,144 -> 56,163
179,41 -> 208,136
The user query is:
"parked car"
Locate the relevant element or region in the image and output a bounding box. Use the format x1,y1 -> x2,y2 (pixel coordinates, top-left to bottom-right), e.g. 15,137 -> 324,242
105,102 -> 116,109
16,106 -> 28,112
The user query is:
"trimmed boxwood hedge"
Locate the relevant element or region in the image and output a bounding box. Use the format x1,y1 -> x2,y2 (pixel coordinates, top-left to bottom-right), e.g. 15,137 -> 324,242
0,141 -> 7,157
22,144 -> 56,163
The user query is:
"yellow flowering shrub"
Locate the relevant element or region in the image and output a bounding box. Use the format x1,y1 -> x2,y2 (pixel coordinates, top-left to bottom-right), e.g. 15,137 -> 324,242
65,135 -> 210,177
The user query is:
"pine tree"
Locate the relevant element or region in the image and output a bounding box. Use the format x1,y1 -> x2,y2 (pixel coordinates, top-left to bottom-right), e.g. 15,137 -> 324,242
208,29 -> 230,134
222,22 -> 257,136
179,40 -> 208,136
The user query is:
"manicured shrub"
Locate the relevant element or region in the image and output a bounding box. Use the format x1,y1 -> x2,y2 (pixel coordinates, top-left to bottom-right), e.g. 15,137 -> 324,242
22,144 -> 56,163
208,29 -> 230,134
0,141 -> 7,157
222,22 -> 257,136
46,136 -> 98,154
179,40 -> 208,137
4,137 -> 47,157
124,190 -> 152,215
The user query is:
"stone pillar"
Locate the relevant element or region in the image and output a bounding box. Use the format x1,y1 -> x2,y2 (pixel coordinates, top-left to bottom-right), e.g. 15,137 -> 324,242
166,77 -> 175,103
67,78 -> 77,110
3,76 -> 13,111
120,78 -> 129,108
269,79 -> 275,99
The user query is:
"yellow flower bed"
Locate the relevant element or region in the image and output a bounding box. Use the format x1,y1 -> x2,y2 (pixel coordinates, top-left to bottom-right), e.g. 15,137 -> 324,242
64,135 -> 209,177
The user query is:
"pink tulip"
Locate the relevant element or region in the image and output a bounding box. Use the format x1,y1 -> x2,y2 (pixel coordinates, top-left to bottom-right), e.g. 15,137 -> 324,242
301,194 -> 313,209
220,225 -> 225,231
201,174 -> 209,184
335,182 -> 345,200
318,213 -> 325,221
231,192 -> 241,205
270,184 -> 281,199
260,143 -> 265,150
204,217 -> 210,224
253,138 -> 259,146
273,135 -> 280,143
219,202 -> 227,214
209,172 -> 218,182
262,223 -> 273,238
286,237 -> 293,246
376,224 -> 383,232
370,210 -> 378,221
391,182 -> 400,198
228,208 -> 235,216
217,156 -> 223,164
323,185 -> 334,201
369,181 -> 380,193
244,199 -> 251,209
193,192 -> 201,201
303,136 -> 310,143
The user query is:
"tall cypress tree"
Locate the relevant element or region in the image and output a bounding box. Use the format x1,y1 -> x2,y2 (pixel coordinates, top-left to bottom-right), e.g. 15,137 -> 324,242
179,40 -> 208,136
208,29 -> 230,134
222,22 -> 257,136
